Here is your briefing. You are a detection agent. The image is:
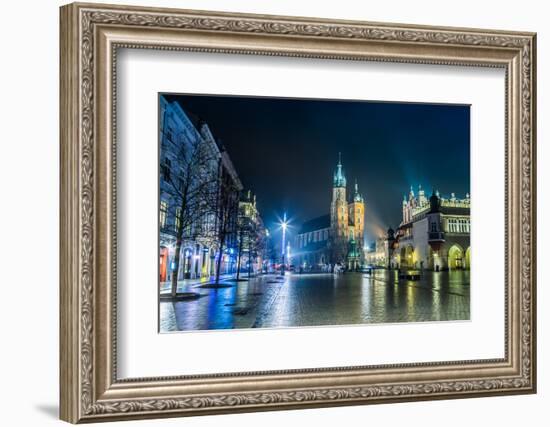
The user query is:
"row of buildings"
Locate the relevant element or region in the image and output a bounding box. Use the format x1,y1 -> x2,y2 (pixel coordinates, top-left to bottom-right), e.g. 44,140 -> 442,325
160,94 -> 470,278
295,158 -> 471,272
159,96 -> 268,284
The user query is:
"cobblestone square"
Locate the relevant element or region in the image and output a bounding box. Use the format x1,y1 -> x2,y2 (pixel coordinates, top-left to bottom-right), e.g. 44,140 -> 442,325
160,270 -> 470,332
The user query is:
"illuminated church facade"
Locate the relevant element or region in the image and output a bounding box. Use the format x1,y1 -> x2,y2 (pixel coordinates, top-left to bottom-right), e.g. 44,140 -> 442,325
295,155 -> 365,271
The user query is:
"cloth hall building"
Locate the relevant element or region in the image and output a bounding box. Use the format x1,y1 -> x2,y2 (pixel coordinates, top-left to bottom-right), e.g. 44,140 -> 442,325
383,186 -> 471,271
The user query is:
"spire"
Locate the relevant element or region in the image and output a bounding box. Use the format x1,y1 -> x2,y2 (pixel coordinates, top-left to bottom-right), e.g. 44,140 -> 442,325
418,184 -> 426,204
353,179 -> 364,202
333,153 -> 346,188
430,188 -> 440,213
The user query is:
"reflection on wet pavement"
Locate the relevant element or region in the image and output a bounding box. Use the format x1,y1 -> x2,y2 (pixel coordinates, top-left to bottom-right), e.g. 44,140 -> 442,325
160,270 -> 470,332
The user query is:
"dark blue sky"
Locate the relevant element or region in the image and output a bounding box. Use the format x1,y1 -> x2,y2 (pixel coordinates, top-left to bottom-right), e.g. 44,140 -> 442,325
164,94 -> 470,245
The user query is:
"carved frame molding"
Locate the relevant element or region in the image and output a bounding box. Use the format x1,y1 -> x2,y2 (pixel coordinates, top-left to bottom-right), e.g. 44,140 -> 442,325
60,2 -> 536,423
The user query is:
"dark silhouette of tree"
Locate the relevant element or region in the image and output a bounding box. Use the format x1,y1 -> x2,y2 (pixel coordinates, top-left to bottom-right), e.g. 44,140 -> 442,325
235,193 -> 267,280
209,153 -> 242,286
247,218 -> 266,278
328,230 -> 348,272
235,216 -> 251,281
262,231 -> 276,273
160,121 -> 220,297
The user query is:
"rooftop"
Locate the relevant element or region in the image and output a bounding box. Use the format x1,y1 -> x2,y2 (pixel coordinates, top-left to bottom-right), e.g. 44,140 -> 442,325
299,214 -> 330,234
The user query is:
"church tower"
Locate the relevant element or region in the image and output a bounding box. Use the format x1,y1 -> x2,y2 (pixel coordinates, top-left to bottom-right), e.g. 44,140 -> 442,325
330,153 -> 348,263
347,180 -> 365,269
348,180 -> 365,246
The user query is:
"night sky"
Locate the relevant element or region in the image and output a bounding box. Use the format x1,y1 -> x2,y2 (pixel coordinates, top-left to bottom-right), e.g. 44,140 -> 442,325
164,94 -> 470,246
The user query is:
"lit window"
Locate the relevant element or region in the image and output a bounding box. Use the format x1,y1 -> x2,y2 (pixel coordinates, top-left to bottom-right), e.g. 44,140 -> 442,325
161,158 -> 171,181
160,200 -> 168,228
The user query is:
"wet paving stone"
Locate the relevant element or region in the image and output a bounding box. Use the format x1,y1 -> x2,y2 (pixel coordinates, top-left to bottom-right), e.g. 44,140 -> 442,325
159,270 -> 470,332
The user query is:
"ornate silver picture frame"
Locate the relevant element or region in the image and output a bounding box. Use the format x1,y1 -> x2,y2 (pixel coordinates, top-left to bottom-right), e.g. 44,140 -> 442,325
60,2 -> 536,423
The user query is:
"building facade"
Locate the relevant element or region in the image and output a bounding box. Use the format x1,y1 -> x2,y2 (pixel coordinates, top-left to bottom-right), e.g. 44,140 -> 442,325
159,96 -> 243,283
236,190 -> 268,276
296,155 -> 365,271
385,185 -> 471,271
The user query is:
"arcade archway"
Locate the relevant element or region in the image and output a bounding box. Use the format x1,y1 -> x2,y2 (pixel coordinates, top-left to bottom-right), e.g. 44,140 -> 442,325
400,245 -> 415,268
448,244 -> 465,270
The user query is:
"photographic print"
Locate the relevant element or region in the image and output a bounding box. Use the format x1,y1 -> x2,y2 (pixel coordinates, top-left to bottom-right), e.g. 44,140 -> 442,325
158,94 -> 471,332
60,5 -> 536,419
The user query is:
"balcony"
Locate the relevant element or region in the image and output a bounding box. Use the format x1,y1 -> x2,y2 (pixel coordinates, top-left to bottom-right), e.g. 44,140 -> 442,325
428,231 -> 445,242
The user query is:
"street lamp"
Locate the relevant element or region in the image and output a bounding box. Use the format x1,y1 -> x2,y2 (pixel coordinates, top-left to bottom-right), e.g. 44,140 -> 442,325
280,212 -> 288,276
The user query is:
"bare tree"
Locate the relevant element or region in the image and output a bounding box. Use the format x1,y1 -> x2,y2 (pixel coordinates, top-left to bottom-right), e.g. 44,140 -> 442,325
235,217 -> 250,281
208,155 -> 241,286
235,197 -> 260,281
247,219 -> 265,278
328,231 -> 347,272
161,122 -> 220,297
262,231 -> 276,273
248,222 -> 257,279
234,193 -> 268,280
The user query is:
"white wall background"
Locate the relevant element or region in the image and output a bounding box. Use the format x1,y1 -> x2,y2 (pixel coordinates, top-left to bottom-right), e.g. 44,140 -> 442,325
0,0 -> 546,426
